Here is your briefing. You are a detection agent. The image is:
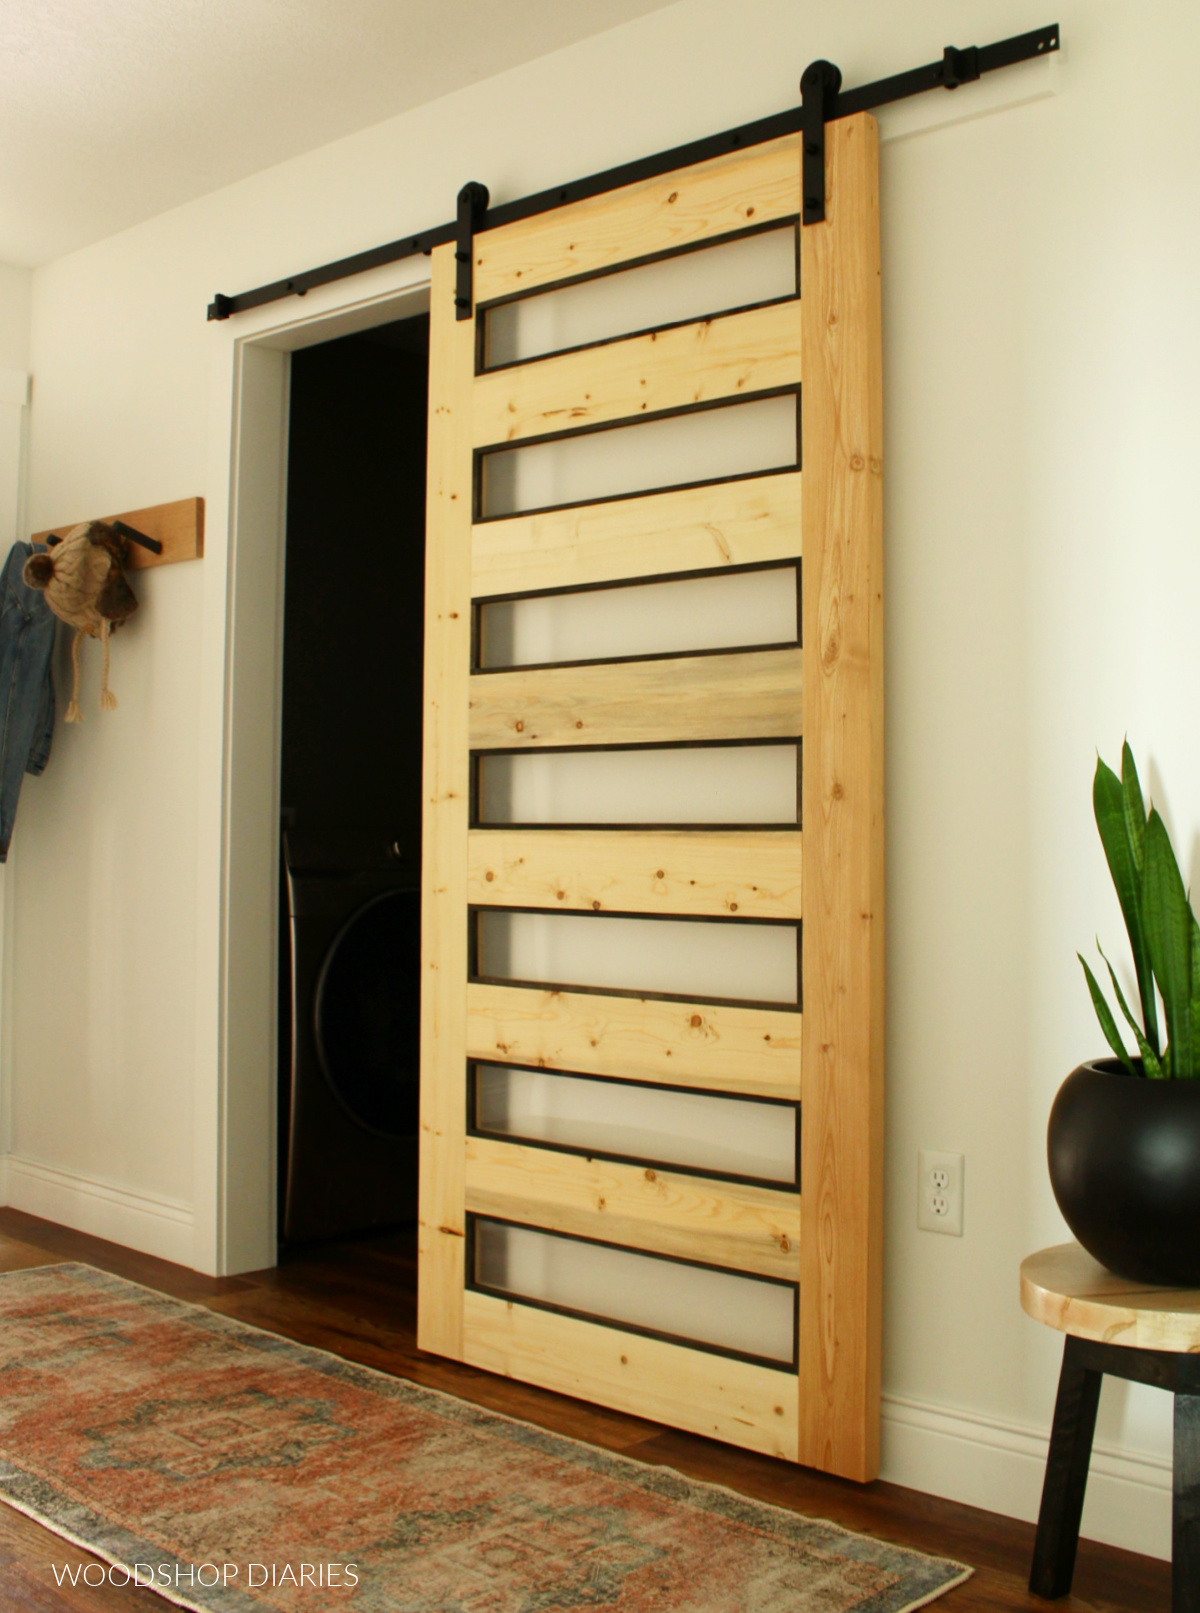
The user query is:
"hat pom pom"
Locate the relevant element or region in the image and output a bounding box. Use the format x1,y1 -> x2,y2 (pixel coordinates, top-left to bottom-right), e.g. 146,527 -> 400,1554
23,553 -> 55,589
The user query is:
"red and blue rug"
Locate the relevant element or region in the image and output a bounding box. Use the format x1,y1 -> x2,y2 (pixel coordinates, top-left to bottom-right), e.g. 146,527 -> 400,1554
0,1262 -> 970,1610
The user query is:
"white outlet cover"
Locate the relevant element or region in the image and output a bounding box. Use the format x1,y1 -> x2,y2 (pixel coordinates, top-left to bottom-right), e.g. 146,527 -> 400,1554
918,1148 -> 964,1236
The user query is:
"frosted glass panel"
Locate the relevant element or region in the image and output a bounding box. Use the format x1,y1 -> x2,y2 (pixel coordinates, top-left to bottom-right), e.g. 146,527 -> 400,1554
476,910 -> 798,1005
474,1220 -> 795,1363
485,226 -> 797,367
475,1065 -> 797,1184
480,393 -> 796,518
478,742 -> 799,826
479,565 -> 796,668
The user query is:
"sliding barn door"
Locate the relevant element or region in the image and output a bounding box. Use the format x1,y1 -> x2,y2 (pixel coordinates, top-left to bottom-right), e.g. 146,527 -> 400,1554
420,114 -> 883,1480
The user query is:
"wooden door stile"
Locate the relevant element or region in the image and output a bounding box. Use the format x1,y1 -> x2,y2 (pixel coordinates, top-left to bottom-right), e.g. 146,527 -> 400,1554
417,241 -> 476,1360
798,113 -> 885,1482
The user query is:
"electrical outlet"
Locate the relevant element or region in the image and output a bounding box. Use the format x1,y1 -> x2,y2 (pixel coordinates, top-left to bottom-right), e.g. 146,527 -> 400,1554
918,1149 -> 964,1236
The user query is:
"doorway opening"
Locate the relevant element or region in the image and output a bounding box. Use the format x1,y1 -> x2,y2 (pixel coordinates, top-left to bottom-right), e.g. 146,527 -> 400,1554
277,310 -> 429,1248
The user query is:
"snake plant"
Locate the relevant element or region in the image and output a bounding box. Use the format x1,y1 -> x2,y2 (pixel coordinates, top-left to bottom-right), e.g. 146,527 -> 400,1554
1079,742 -> 1200,1078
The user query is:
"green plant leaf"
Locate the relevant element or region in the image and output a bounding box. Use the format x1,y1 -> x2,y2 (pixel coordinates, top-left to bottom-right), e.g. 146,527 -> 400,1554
1142,808 -> 1194,1078
1098,943 -> 1164,1077
1095,752 -> 1160,1052
1190,908 -> 1200,1076
1121,741 -> 1148,872
1078,953 -> 1136,1074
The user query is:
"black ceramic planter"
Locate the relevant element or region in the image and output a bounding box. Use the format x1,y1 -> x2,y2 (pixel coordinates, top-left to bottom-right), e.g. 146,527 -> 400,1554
1048,1058 -> 1200,1286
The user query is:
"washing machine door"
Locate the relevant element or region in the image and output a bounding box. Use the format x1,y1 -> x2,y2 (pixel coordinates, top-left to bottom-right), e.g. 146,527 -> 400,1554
314,887 -> 421,1137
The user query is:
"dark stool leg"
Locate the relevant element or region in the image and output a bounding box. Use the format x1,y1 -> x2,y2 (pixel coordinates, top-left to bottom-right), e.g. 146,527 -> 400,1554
1175,1393 -> 1200,1613
1030,1335 -> 1103,1598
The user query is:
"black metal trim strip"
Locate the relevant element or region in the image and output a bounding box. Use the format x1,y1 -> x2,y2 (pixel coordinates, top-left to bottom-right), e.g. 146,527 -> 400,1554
468,1063 -> 800,1191
475,378 -> 799,458
208,25 -> 1058,321
472,636 -> 799,679
467,1212 -> 799,1372
479,289 -> 798,376
471,734 -> 802,830
474,909 -> 800,1006
474,553 -> 797,612
476,222 -> 800,376
473,733 -> 799,758
470,1054 -> 799,1109
474,820 -> 800,833
476,215 -> 798,322
481,288 -> 798,377
471,461 -> 801,540
472,1210 -> 799,1290
471,901 -> 799,930
477,459 -> 800,530
474,384 -> 801,525
469,970 -> 799,1018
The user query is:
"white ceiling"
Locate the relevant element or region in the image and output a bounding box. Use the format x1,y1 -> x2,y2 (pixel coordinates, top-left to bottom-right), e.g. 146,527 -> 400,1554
0,0 -> 680,267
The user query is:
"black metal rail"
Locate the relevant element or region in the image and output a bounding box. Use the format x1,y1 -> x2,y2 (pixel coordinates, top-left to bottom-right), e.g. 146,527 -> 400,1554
207,22 -> 1058,322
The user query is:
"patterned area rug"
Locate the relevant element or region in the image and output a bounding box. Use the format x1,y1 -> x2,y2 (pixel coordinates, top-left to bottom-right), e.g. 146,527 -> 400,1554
0,1263 -> 970,1611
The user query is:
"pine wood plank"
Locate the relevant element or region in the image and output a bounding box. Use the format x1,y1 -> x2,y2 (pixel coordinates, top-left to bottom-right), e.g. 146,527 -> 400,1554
474,134 -> 801,304
471,474 -> 801,599
473,301 -> 800,448
469,646 -> 802,750
466,982 -> 801,1098
34,496 -> 203,570
464,1136 -> 800,1280
467,828 -> 801,919
1021,1241 -> 1200,1352
461,1288 -> 800,1461
417,242 -> 475,1360
798,113 -> 885,1484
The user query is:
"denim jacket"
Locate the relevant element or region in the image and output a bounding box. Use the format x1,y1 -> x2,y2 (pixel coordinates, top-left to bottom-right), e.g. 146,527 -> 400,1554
0,542 -> 56,861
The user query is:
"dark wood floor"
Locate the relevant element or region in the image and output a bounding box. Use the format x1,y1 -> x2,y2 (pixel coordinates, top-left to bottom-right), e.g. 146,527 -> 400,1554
0,1206 -> 1170,1611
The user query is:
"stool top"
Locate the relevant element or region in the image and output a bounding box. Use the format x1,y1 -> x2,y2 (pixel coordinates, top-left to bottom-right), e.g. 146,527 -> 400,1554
1021,1242 -> 1200,1352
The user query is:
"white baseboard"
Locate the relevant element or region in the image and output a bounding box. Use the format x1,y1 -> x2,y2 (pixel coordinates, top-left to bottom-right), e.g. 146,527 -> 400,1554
0,1153 -> 194,1268
882,1390 -> 1171,1562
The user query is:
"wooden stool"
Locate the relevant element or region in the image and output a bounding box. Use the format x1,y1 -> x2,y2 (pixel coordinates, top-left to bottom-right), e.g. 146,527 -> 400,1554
1022,1242 -> 1200,1611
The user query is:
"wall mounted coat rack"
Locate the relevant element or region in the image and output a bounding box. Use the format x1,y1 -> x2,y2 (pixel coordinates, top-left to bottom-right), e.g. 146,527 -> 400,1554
206,22 -> 1059,322
34,497 -> 204,570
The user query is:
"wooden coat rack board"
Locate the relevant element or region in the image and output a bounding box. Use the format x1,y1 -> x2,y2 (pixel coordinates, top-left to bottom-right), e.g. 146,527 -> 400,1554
33,496 -> 204,569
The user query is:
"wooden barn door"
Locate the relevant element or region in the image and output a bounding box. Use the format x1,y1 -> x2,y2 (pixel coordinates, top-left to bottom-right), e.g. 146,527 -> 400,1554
419,113 -> 883,1480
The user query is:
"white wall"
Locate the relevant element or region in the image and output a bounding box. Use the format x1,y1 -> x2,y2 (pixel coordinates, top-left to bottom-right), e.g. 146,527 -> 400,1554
7,0 -> 1197,1557
0,261 -> 31,1198
0,265 -> 31,372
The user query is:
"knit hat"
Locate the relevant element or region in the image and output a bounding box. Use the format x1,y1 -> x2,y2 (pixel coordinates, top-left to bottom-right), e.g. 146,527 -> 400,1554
23,522 -> 138,721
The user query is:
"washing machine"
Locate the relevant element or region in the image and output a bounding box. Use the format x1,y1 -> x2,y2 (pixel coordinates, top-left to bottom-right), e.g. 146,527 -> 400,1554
281,828 -> 421,1243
